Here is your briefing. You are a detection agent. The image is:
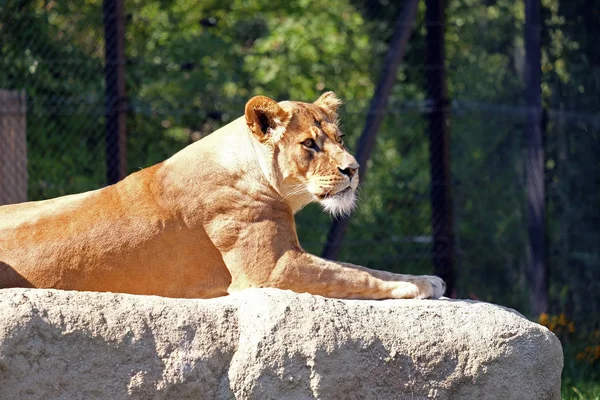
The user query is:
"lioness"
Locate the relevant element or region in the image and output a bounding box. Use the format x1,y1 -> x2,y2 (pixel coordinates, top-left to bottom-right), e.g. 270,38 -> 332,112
0,92 -> 445,299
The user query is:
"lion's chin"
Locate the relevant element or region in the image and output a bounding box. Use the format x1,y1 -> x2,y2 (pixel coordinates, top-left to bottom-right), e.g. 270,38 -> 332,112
318,188 -> 357,218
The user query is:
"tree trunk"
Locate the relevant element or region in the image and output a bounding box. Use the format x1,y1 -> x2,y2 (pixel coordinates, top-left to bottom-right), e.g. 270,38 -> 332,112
322,0 -> 420,260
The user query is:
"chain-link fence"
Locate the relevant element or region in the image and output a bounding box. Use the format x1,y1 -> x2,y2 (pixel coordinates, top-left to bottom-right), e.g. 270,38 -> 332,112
1,1 -> 106,200
1,0 -> 598,331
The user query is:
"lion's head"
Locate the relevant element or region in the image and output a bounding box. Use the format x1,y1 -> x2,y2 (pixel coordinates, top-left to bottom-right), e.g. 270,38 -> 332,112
245,92 -> 359,217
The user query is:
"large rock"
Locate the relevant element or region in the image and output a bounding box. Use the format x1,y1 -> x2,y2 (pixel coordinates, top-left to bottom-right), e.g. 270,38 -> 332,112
0,288 -> 562,399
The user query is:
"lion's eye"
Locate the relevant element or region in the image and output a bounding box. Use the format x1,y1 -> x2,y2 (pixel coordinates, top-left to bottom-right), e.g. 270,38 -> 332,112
336,136 -> 344,144
302,138 -> 318,150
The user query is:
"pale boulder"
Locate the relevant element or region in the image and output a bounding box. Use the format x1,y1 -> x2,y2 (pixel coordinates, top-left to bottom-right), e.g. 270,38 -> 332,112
0,288 -> 562,399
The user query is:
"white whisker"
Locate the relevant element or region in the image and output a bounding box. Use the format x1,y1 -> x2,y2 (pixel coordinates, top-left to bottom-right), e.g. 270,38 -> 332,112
281,184 -> 309,201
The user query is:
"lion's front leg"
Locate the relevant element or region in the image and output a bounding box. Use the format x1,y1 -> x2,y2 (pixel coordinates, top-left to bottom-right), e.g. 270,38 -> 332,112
231,249 -> 446,300
309,255 -> 446,299
347,264 -> 446,299
207,213 -> 445,300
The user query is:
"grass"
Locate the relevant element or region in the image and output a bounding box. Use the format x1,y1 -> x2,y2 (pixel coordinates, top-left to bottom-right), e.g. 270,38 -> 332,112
535,313 -> 599,400
561,381 -> 600,400
560,339 -> 600,400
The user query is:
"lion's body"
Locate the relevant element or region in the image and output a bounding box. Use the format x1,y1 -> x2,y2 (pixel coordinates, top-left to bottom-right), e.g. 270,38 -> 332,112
0,94 -> 445,299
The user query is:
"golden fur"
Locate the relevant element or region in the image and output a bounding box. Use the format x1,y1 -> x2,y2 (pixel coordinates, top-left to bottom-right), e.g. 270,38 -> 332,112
0,92 -> 445,299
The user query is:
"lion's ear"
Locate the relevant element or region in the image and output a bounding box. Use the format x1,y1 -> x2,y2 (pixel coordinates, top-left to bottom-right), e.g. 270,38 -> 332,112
245,96 -> 291,142
314,91 -> 342,117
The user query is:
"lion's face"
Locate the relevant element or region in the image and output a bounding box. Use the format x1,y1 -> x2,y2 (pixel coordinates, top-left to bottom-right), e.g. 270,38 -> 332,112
245,92 -> 359,217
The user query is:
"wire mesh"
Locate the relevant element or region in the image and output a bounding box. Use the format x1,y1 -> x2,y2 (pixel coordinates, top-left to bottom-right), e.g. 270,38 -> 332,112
0,0 -> 598,330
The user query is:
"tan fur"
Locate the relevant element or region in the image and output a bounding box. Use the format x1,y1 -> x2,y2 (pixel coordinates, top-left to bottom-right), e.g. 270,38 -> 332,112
0,92 -> 445,299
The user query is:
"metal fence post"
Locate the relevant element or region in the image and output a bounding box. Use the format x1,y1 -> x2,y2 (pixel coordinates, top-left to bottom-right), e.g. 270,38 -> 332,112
0,90 -> 27,205
425,0 -> 455,296
524,0 -> 548,316
103,0 -> 127,184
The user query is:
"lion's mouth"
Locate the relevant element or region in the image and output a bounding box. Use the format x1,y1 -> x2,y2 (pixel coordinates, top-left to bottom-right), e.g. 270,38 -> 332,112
316,186 -> 357,218
317,186 -> 352,200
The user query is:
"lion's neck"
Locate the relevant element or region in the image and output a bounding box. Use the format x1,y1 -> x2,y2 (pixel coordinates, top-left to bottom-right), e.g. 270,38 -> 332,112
248,129 -> 283,197
161,117 -> 308,220
243,121 -> 314,214
280,178 -> 314,214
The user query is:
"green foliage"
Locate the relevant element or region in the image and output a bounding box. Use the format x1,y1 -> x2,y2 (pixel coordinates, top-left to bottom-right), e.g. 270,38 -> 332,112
562,338 -> 600,400
0,0 -> 106,199
541,0 -> 600,332
1,2 -> 598,382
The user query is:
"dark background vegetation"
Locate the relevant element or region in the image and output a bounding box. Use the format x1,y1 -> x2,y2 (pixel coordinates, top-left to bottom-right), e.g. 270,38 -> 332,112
1,0 -> 598,397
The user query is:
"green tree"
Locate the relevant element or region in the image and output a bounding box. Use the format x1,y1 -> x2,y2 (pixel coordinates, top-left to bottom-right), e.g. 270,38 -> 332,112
0,0 -> 106,199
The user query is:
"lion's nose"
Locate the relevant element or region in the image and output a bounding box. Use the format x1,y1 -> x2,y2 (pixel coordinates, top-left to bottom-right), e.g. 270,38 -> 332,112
338,166 -> 358,178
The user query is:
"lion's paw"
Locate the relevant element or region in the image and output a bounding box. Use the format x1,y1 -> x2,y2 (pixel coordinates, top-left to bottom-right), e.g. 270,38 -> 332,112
422,275 -> 446,299
389,275 -> 446,299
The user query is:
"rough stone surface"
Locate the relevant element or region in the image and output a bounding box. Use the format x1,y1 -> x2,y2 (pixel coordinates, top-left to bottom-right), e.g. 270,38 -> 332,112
0,288 -> 562,399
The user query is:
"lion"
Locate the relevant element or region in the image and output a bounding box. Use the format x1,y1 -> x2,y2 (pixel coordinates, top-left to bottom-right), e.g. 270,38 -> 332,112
0,92 -> 445,300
